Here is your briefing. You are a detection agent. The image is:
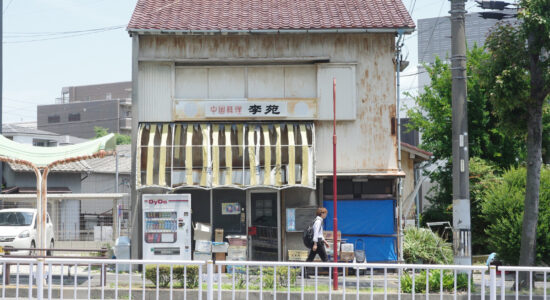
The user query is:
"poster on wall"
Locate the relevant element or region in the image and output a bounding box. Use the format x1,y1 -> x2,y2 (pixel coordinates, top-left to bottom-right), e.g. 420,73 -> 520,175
222,202 -> 241,215
286,208 -> 296,231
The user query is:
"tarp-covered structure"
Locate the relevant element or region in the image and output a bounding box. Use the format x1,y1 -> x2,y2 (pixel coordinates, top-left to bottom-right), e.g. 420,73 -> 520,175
324,199 -> 397,262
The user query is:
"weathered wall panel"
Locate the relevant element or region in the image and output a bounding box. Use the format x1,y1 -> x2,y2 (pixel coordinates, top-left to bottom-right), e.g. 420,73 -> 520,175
175,68 -> 208,98
248,66 -> 284,98
138,62 -> 172,121
284,66 -> 317,98
317,64 -> 356,120
208,67 -> 246,98
139,34 -> 398,173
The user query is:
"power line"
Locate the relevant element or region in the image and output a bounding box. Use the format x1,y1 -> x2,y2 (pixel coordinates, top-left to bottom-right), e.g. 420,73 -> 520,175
3,25 -> 125,44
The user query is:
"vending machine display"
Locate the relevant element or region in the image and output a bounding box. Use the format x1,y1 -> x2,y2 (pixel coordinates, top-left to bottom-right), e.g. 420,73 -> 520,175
142,194 -> 192,260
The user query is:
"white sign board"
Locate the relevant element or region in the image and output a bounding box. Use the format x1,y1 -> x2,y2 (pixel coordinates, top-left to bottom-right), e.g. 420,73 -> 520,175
205,101 -> 288,118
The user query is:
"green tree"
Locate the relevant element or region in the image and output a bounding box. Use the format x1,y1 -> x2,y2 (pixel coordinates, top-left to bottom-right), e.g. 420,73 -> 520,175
407,46 -> 524,249
482,0 -> 550,277
94,126 -> 131,145
480,167 -> 550,266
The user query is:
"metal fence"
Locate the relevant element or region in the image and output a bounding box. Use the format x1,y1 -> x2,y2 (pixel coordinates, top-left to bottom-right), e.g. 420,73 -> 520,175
0,257 -> 549,299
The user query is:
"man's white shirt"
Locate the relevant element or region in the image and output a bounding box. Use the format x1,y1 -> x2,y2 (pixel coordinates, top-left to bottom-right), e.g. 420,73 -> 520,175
312,216 -> 325,243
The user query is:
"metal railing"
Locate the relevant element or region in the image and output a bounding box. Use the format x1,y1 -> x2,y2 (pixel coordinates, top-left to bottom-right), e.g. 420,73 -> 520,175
0,257 -> 549,299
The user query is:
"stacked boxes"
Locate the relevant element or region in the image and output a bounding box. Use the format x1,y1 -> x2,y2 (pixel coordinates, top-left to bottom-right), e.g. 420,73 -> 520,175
226,235 -> 247,274
213,229 -> 228,272
340,240 -> 355,261
193,222 -> 212,261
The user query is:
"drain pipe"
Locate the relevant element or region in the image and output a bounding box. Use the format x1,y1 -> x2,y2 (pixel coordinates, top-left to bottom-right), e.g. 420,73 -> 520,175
395,29 -> 405,262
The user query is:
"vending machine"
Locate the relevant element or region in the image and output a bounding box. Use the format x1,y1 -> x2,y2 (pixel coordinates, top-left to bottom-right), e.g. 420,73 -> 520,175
142,194 -> 192,260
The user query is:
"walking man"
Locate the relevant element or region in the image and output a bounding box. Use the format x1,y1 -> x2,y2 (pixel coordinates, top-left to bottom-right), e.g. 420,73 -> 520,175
305,207 -> 330,277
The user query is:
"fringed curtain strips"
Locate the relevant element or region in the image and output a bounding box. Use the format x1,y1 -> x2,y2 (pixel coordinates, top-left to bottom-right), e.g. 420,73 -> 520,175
137,122 -> 315,190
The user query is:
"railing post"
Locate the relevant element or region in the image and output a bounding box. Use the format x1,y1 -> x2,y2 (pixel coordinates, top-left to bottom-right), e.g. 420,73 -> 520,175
489,265 -> 497,300
37,260 -> 44,300
207,260 -> 214,300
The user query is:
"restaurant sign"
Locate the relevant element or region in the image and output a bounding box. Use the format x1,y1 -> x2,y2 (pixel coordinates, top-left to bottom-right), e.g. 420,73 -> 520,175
174,99 -> 316,120
205,101 -> 287,118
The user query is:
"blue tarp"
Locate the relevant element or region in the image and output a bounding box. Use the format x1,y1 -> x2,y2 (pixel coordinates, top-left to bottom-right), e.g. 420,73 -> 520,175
324,199 -> 397,262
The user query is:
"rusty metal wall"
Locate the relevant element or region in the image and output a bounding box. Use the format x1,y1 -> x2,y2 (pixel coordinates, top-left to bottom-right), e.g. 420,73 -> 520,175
138,62 -> 172,121
138,33 -> 398,173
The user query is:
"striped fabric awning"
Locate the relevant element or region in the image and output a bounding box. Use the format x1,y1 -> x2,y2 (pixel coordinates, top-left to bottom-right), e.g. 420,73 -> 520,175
137,122 -> 315,190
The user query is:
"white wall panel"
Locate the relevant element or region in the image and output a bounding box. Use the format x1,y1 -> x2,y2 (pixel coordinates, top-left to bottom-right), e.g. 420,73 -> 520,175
284,66 -> 316,98
138,62 -> 172,121
317,64 -> 356,120
208,67 -> 246,99
248,66 -> 284,98
175,68 -> 208,99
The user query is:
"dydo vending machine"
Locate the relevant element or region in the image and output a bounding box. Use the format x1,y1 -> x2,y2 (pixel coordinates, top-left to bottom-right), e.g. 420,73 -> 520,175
142,194 -> 192,260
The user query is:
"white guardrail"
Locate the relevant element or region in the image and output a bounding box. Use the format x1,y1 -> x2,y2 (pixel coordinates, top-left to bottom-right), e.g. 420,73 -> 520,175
0,257 -> 548,300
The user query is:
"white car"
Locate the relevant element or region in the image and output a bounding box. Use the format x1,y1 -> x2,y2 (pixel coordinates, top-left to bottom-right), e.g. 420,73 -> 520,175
0,208 -> 55,256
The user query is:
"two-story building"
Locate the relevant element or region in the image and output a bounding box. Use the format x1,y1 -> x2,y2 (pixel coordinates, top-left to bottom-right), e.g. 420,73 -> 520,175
128,0 -> 415,261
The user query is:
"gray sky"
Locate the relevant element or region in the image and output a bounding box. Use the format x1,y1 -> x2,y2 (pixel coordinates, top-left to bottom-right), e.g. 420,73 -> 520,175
1,0 -> 483,124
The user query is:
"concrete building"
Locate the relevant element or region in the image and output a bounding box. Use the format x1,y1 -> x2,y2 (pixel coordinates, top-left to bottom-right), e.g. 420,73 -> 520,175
417,10 -> 516,88
37,82 -> 132,139
127,0 -> 418,262
2,122 -> 87,146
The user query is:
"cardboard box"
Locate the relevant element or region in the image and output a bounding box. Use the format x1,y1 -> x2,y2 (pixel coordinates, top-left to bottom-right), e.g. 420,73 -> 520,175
215,229 -> 224,242
340,251 -> 354,261
194,222 -> 212,241
193,251 -> 212,261
195,240 -> 212,252
326,241 -> 341,255
227,246 -> 247,260
215,252 -> 226,273
288,250 -> 309,261
212,242 -> 229,253
227,235 -> 247,246
323,231 -> 341,241
341,243 -> 354,252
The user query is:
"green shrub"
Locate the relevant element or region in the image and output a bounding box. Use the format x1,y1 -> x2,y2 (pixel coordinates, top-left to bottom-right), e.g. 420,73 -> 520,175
403,227 -> 453,264
145,265 -> 199,288
256,267 -> 299,289
400,269 -> 470,293
229,266 -> 299,289
481,166 -> 550,265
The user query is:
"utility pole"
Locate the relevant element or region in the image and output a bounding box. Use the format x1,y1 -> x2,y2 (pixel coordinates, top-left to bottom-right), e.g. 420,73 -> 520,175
450,0 -> 471,266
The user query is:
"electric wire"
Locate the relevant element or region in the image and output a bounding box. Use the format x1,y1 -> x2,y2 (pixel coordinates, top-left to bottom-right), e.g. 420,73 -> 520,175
4,25 -> 125,44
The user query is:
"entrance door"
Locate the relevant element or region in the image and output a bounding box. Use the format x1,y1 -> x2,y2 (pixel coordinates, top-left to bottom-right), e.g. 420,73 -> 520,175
248,192 -> 279,261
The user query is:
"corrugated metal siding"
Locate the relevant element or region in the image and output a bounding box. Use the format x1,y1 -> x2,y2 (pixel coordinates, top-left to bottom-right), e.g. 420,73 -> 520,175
138,62 -> 172,121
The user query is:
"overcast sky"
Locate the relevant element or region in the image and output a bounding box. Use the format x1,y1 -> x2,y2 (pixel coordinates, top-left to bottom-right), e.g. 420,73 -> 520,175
1,0 -> 483,124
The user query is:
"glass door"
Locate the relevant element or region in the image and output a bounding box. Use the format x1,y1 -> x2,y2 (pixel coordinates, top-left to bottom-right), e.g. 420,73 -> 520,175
248,191 -> 279,261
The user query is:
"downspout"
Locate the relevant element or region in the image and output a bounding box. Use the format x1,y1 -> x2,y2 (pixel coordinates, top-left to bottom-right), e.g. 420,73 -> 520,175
395,30 -> 404,262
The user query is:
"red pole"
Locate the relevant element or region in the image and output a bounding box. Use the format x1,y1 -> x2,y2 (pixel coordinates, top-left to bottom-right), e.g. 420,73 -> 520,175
332,78 -> 339,290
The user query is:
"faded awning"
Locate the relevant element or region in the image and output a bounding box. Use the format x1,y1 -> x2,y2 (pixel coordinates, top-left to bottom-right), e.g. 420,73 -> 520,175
137,122 -> 315,190
0,134 -> 115,168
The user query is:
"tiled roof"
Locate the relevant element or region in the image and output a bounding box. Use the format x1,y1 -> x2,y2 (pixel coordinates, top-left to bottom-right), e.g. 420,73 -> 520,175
128,0 -> 415,32
85,144 -> 131,174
